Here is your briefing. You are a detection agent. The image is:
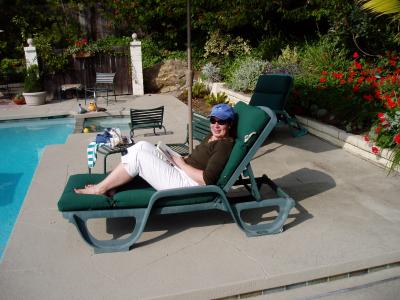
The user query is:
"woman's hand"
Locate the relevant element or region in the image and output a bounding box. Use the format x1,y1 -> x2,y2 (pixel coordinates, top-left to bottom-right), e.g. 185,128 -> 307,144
171,155 -> 205,185
171,155 -> 185,168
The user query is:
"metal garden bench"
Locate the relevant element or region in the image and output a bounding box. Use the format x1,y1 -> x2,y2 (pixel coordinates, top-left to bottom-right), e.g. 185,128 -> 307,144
166,112 -> 211,156
129,106 -> 167,137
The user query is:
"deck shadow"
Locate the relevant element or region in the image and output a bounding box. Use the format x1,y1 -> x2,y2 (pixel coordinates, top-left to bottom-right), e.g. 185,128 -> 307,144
103,168 -> 335,249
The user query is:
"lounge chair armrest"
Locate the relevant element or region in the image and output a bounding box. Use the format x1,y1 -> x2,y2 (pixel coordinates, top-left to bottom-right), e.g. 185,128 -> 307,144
257,106 -> 277,127
150,184 -> 225,204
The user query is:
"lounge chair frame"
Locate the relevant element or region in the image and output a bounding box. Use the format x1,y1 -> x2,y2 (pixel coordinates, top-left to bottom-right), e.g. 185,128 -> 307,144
61,106 -> 295,253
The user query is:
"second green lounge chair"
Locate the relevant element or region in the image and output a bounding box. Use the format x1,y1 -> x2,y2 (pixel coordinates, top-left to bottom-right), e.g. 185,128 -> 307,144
250,74 -> 308,137
58,101 -> 295,253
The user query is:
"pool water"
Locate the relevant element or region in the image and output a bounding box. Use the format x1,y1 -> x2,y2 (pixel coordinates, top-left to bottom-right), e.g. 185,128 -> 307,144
84,116 -> 131,132
0,117 -> 74,260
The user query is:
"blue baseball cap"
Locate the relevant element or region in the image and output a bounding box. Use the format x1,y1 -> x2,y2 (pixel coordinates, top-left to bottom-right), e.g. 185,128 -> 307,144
209,103 -> 235,120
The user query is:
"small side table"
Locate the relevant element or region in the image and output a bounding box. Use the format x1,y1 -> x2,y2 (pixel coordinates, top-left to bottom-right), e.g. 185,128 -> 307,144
93,142 -> 135,174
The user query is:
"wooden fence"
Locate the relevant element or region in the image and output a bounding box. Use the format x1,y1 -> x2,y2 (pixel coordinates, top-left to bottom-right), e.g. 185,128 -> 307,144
51,47 -> 132,96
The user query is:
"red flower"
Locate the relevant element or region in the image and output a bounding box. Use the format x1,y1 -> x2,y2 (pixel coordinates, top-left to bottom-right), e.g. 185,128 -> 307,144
377,112 -> 385,119
354,61 -> 362,69
348,77 -> 354,83
340,79 -> 346,85
362,94 -> 373,101
352,85 -> 360,92
353,52 -> 359,59
371,146 -> 380,154
321,70 -> 328,75
394,134 -> 400,144
390,60 -> 397,67
319,77 -> 327,83
364,135 -> 370,142
387,98 -> 396,109
357,76 -> 365,83
332,72 -> 344,79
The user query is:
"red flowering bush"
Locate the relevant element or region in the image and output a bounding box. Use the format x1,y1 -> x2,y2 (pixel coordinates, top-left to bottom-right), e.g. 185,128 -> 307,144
365,109 -> 400,173
74,38 -> 88,47
65,38 -> 92,56
293,50 -> 400,172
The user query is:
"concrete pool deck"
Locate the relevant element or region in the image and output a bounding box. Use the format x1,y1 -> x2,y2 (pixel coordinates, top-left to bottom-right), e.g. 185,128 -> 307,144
0,95 -> 399,299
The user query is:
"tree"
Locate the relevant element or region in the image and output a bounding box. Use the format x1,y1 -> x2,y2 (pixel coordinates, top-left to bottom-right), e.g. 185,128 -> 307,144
358,0 -> 400,17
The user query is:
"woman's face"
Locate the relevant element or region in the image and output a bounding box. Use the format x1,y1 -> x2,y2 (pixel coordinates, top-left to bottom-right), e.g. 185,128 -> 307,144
210,117 -> 230,140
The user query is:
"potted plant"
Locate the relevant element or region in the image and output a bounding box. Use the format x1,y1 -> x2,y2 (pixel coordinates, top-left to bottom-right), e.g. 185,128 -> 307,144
12,93 -> 26,105
22,65 -> 47,105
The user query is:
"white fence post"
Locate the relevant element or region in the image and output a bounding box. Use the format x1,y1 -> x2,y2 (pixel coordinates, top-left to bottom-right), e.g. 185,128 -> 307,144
130,33 -> 144,95
24,38 -> 38,69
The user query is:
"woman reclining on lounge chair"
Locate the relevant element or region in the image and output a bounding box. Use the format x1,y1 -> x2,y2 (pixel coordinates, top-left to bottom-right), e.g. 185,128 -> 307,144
75,104 -> 236,195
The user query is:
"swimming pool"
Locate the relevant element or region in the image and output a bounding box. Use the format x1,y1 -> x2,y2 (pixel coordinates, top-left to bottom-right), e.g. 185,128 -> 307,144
0,117 -> 74,260
84,116 -> 130,132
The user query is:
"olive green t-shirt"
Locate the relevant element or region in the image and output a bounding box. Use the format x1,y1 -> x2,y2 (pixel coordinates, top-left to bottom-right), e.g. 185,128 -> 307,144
185,134 -> 234,185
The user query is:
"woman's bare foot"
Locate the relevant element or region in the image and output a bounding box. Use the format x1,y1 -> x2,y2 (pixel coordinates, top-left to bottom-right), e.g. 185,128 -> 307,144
74,184 -> 105,195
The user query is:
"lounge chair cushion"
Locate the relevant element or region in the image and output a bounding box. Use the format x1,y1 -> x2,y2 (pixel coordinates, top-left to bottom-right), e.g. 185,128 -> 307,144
217,102 -> 269,187
58,174 -> 215,211
58,174 -> 115,211
250,74 -> 292,111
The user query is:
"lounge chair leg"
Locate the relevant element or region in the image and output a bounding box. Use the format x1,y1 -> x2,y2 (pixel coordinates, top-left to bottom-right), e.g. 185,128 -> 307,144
281,111 -> 308,137
231,197 -> 295,236
63,209 -> 148,253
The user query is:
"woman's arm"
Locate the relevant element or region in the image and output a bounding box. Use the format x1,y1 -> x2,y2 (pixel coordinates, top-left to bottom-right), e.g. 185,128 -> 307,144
171,156 -> 206,185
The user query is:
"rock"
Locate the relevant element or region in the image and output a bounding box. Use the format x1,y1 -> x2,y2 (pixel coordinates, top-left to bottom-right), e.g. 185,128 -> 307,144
143,59 -> 188,94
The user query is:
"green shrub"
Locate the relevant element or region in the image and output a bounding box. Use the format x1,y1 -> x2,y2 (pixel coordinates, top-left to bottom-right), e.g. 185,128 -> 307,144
141,37 -> 162,69
226,57 -> 271,92
192,81 -> 209,98
271,46 -> 300,75
0,58 -> 25,83
298,37 -> 351,82
252,35 -> 287,60
219,56 -> 241,82
161,50 -> 187,61
204,92 -> 228,106
201,62 -> 221,82
24,65 -> 43,93
204,31 -> 252,60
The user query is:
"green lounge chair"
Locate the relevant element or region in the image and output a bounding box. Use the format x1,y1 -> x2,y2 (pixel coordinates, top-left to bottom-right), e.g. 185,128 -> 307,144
250,74 -> 307,137
57,101 -> 295,253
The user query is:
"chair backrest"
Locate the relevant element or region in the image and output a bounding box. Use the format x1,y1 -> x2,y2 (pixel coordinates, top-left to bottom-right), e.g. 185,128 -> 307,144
249,74 -> 293,112
96,73 -> 116,84
217,101 -> 277,189
130,106 -> 164,128
192,113 -> 211,141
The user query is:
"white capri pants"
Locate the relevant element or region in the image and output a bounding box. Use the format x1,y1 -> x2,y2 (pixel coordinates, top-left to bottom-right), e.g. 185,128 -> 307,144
121,141 -> 200,190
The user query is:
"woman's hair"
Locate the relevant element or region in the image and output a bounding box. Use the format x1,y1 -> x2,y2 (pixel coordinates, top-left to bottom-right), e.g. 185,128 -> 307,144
226,118 -> 237,139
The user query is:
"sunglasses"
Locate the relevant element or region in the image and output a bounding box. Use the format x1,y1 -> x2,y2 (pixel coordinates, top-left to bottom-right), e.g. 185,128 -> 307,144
210,117 -> 228,125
